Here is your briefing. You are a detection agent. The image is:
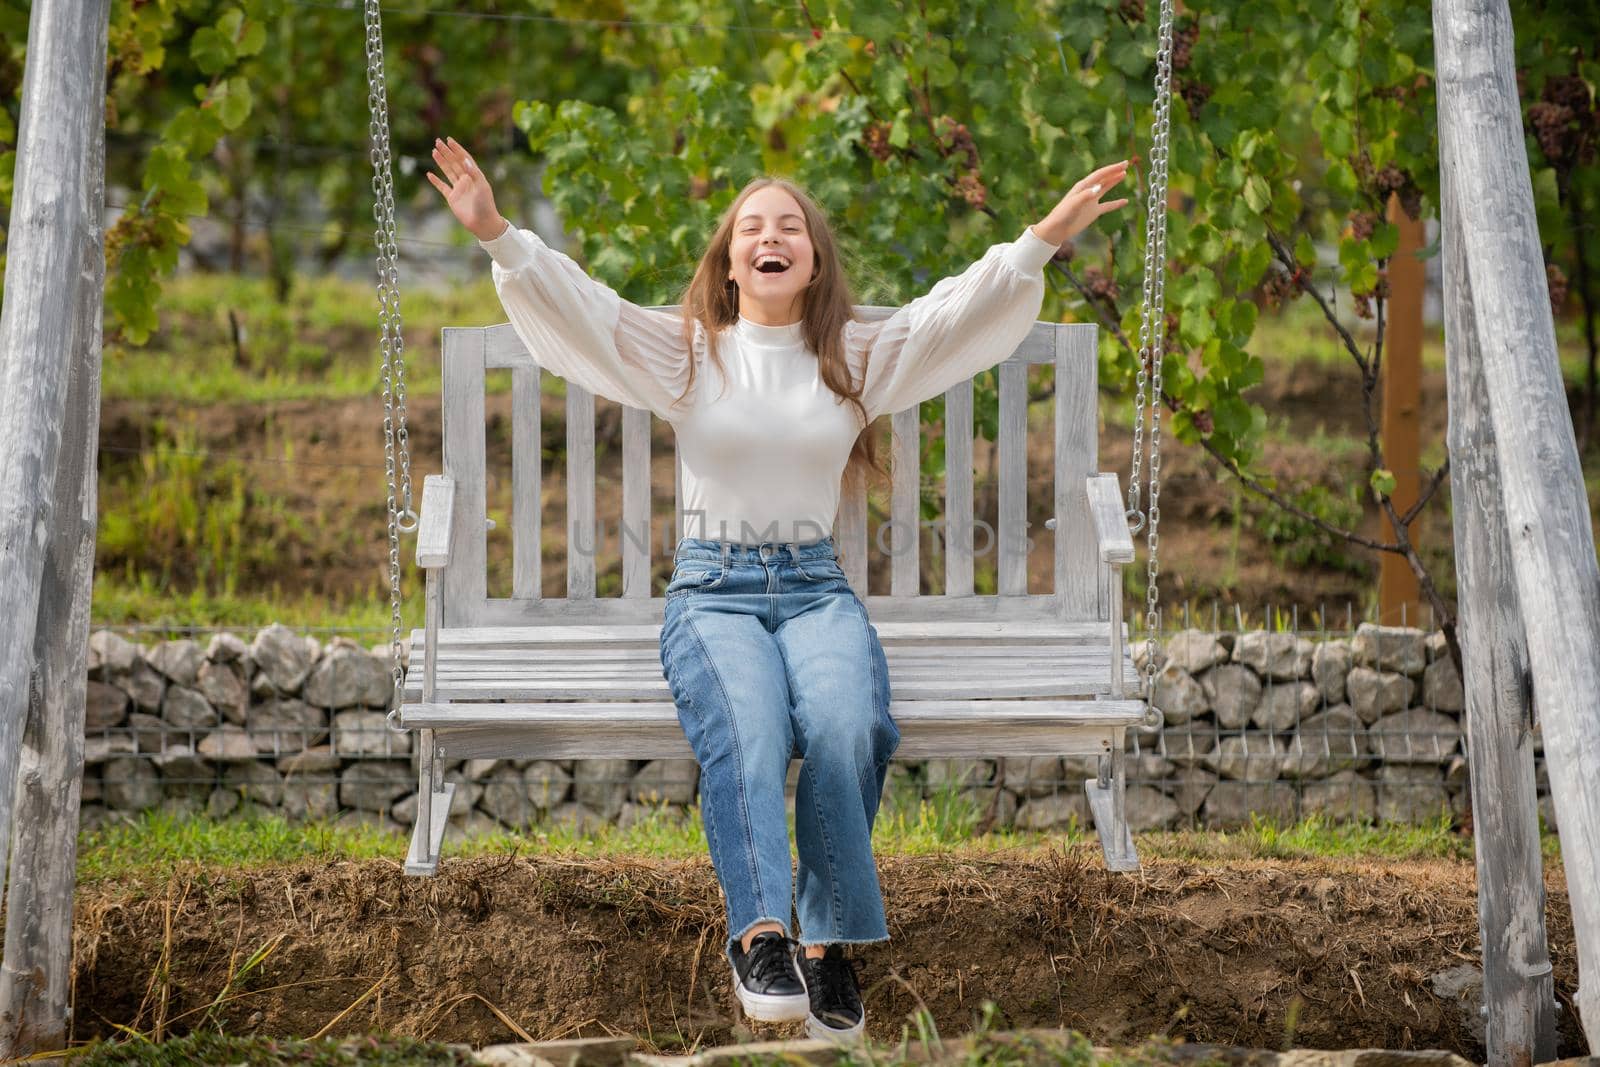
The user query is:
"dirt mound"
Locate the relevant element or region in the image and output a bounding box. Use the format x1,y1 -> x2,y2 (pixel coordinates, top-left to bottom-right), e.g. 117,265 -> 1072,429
71,848 -> 1585,1058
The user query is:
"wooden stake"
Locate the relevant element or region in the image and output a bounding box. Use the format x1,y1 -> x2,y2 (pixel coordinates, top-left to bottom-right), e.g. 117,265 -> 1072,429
1435,0 -> 1600,1048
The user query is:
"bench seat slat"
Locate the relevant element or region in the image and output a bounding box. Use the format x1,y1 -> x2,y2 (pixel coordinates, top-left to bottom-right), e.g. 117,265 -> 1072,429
410,619 -> 1126,649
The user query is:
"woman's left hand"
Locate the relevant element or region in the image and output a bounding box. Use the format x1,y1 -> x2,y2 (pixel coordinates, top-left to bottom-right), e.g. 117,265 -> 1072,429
1031,160 -> 1133,248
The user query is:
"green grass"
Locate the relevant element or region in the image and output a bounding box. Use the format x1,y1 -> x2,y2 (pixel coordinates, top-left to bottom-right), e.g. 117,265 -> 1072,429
64,1031 -> 475,1065
77,793 -> 1551,888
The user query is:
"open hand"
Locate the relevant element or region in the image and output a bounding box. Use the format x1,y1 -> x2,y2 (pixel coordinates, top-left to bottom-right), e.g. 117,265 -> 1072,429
426,136 -> 506,243
1032,160 -> 1132,248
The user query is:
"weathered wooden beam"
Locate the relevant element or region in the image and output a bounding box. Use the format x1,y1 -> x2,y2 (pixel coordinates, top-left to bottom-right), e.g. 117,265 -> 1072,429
0,0 -> 112,914
1441,130 -> 1557,1067
1434,0 -> 1600,1048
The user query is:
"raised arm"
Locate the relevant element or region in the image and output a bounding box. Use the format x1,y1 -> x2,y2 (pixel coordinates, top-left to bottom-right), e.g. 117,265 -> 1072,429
846,227 -> 1056,422
477,222 -> 695,422
428,135 -> 693,422
846,159 -> 1132,422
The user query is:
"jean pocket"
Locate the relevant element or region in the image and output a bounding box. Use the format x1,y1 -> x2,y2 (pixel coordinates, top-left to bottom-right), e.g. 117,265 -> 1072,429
793,558 -> 846,584
665,562 -> 728,597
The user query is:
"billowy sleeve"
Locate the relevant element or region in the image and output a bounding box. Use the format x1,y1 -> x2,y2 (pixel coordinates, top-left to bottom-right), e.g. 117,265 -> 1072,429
845,226 -> 1057,422
477,222 -> 695,421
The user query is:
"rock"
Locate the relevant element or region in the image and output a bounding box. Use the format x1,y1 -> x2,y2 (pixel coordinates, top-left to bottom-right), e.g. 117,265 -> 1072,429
197,661 -> 248,724
463,758 -> 504,782
546,802 -> 606,834
924,759 -> 994,793
304,647 -> 395,709
249,671 -> 277,700
1423,657 -> 1464,713
1377,764 -> 1450,823
1232,631 -> 1313,680
1201,664 -> 1263,728
206,788 -> 240,819
127,712 -> 166,753
630,759 -> 699,805
85,680 -> 130,729
1204,780 -> 1297,827
481,766 -> 537,828
1161,727 -> 1213,765
1367,708 -> 1461,764
1252,681 -> 1321,732
84,735 -> 137,764
332,709 -> 411,756
1131,752 -> 1174,779
1281,705 -> 1368,779
251,623 -> 315,693
523,761 -> 573,811
1444,754 -> 1469,792
278,746 -> 343,775
339,762 -> 413,813
247,699 -> 327,754
393,782 -> 481,823
282,781 -> 340,821
999,756 -> 1063,798
160,794 -> 205,817
206,632 -> 249,664
224,762 -> 285,807
198,726 -> 263,763
118,660 -> 167,712
153,745 -> 213,789
449,811 -> 506,839
81,771 -> 103,804
1428,964 -> 1486,1046
1204,734 -> 1285,781
1013,791 -> 1090,831
1352,623 -> 1428,676
1346,667 -> 1415,723
334,809 -> 406,836
1152,663 -> 1207,725
162,685 -> 219,730
960,786 -> 1018,827
1301,769 -> 1378,820
618,802 -> 690,831
104,757 -> 162,810
88,630 -> 139,677
1125,785 -> 1180,831
1311,639 -> 1353,704
148,639 -> 204,687
1165,630 -> 1226,674
1168,768 -> 1217,817
1132,640 -> 1167,673
573,759 -> 633,820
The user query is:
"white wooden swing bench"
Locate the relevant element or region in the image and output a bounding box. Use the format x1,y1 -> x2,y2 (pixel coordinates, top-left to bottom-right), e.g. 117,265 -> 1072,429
396,310 -> 1148,876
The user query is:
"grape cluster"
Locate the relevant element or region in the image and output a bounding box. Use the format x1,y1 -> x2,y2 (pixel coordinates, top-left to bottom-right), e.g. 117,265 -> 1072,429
1547,262 -> 1569,314
1171,18 -> 1199,72
1084,266 -> 1120,302
1052,240 -> 1077,263
1258,268 -> 1298,309
1119,0 -> 1146,24
689,176 -> 711,201
934,115 -> 981,170
1190,409 -> 1215,435
1348,211 -> 1378,241
862,121 -> 894,162
1177,78 -> 1213,115
1528,73 -> 1596,172
955,171 -> 988,209
1352,149 -> 1423,220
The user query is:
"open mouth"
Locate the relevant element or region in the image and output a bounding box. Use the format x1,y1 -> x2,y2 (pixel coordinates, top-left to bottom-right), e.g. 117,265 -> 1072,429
754,253 -> 791,275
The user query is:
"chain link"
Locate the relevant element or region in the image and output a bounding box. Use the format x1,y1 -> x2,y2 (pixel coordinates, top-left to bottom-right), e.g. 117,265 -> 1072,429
364,0 -> 417,730
1129,0 -> 1175,726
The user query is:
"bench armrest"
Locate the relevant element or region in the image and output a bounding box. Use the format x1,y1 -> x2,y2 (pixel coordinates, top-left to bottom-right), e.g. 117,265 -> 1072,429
416,475 -> 455,569
1086,473 -> 1134,564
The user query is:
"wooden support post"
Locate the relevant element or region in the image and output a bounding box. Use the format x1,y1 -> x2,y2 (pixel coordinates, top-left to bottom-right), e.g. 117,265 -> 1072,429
1380,191 -> 1425,626
1435,0 -> 1600,1048
0,0 -> 113,910
1441,133 -> 1557,1067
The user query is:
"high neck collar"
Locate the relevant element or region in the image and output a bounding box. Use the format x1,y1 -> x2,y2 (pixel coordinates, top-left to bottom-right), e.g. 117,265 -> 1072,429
733,314 -> 805,349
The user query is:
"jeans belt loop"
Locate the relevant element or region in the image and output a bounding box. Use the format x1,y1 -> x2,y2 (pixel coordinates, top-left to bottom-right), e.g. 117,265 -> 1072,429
721,540 -> 730,570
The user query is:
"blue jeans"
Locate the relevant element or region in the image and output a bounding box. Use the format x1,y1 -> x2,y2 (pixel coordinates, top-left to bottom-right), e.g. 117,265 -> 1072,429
658,534 -> 901,970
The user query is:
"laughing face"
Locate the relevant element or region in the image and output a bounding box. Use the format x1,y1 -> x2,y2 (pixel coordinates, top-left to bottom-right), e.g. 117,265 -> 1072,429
726,185 -> 817,325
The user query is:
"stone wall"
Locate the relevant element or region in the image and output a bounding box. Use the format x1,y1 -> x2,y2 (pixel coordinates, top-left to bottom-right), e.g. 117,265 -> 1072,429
76,622 -> 1550,835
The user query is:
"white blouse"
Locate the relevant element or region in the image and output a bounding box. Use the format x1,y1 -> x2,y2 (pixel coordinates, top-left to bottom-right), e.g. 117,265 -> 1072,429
477,220 -> 1059,545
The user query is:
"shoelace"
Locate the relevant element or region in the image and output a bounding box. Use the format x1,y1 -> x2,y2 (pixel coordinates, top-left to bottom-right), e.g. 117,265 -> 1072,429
746,935 -> 799,986
803,952 -> 864,1017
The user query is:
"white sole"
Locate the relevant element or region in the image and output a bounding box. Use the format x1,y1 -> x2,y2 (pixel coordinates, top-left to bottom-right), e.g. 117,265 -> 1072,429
731,968 -> 810,1022
805,1012 -> 866,1043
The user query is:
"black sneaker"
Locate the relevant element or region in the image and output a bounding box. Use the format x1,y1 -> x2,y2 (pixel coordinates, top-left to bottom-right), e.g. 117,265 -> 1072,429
729,931 -> 809,1022
797,944 -> 866,1042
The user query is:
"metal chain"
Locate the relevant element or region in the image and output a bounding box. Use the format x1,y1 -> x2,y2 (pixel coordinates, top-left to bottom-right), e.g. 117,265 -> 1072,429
364,0 -> 418,731
1129,0 -> 1175,726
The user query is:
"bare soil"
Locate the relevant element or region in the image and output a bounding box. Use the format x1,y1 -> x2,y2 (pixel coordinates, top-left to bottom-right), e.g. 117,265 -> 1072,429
70,849 -> 1587,1058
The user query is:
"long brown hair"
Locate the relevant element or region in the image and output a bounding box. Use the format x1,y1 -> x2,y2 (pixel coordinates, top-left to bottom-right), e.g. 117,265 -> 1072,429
674,176 -> 887,498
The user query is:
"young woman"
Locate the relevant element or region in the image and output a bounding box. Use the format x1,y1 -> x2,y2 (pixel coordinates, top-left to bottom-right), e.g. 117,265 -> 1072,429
428,136 -> 1128,1042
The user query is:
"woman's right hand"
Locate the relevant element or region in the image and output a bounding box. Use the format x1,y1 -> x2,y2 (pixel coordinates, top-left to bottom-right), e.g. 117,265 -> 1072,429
427,136 -> 506,243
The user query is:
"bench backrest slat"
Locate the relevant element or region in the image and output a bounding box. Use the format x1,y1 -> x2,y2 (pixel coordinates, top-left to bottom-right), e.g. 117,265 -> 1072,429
439,308 -> 1100,628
